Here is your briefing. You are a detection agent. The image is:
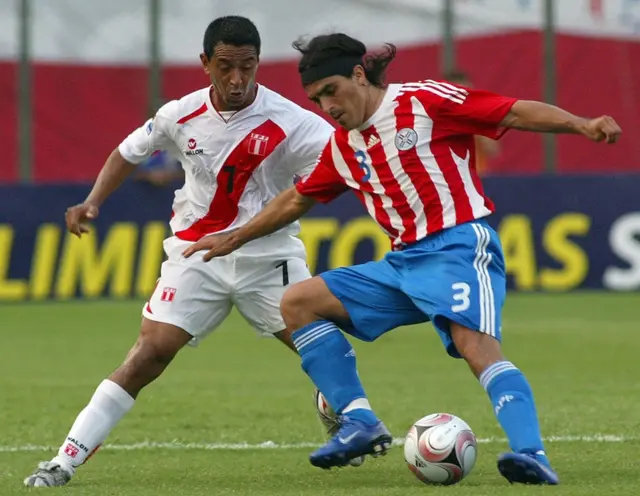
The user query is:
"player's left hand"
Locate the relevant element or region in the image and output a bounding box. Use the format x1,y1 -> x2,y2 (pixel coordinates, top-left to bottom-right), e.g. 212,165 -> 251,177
582,116 -> 621,144
182,233 -> 241,261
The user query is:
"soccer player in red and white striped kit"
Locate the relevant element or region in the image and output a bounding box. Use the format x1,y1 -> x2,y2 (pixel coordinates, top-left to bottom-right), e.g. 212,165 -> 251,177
184,32 -> 621,484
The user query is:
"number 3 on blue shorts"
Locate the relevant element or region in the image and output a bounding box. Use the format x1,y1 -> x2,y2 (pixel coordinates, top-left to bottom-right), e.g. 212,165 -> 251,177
451,282 -> 471,312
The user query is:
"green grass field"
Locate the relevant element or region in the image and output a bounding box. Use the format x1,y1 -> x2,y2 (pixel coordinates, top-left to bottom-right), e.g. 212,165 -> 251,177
1,293 -> 638,495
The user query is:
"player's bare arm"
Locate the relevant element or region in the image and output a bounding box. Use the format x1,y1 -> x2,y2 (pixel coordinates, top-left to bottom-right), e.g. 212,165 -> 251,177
500,100 -> 621,143
65,148 -> 136,238
183,186 -> 315,261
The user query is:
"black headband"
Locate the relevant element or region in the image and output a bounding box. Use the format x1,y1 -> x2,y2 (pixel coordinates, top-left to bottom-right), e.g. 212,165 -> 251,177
300,56 -> 363,86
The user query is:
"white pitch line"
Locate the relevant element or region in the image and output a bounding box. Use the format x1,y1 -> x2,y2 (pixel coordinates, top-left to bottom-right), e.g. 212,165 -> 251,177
0,435 -> 636,453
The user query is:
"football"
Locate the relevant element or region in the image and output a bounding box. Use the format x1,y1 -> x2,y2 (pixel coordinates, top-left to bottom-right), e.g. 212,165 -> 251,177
314,389 -> 336,425
404,413 -> 477,485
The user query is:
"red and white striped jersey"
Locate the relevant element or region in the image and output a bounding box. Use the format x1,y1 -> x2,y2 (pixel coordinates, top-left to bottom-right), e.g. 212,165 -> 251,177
296,80 -> 517,248
119,85 -> 334,243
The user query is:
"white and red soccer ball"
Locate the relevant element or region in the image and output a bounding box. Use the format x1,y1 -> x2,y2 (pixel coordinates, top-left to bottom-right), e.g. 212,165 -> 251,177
404,413 -> 477,485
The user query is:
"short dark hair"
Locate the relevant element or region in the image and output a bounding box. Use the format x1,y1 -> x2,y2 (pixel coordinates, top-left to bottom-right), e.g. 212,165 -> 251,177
293,33 -> 396,88
203,16 -> 261,58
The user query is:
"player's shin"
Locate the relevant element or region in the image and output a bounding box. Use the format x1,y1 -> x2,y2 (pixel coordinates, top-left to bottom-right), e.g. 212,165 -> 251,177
53,379 -> 135,470
292,320 -> 377,425
479,361 -> 549,465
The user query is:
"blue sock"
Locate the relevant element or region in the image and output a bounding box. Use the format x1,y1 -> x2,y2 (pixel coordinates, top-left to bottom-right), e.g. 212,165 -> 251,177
292,321 -> 377,426
480,361 -> 549,465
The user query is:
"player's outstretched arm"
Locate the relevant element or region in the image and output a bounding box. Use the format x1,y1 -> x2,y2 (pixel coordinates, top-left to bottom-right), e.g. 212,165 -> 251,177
65,149 -> 137,238
500,101 -> 621,143
85,148 -> 137,208
183,186 -> 316,261
229,186 -> 315,248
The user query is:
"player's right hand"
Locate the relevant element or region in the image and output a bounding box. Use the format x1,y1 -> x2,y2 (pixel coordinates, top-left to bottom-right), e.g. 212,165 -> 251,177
182,232 -> 241,262
65,203 -> 99,238
581,115 -> 621,144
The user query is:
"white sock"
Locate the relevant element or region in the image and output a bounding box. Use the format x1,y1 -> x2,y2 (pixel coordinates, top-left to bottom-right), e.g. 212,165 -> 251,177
53,379 -> 135,469
342,398 -> 372,413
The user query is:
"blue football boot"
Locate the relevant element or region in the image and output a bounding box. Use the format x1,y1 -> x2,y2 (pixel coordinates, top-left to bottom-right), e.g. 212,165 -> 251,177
498,452 -> 560,485
309,413 -> 392,469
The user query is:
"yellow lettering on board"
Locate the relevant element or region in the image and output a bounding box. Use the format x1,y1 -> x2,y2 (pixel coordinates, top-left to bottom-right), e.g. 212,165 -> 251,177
0,225 -> 28,301
539,213 -> 590,291
55,223 -> 138,299
30,224 -> 62,300
329,218 -> 389,269
299,219 -> 339,274
498,215 -> 537,291
136,222 -> 168,298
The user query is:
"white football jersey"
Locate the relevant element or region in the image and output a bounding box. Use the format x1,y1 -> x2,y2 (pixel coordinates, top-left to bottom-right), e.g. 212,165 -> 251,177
119,84 -> 333,243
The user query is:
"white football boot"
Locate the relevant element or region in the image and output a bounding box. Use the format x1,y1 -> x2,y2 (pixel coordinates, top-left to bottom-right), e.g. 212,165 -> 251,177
24,460 -> 75,487
313,389 -> 365,467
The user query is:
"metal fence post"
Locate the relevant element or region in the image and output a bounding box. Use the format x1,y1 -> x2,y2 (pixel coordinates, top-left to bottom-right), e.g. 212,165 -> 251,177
18,0 -> 32,183
148,0 -> 162,114
543,0 -> 557,174
441,0 -> 456,76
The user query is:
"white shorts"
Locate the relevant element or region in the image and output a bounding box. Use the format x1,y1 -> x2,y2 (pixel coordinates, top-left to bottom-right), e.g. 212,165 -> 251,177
142,234 -> 311,343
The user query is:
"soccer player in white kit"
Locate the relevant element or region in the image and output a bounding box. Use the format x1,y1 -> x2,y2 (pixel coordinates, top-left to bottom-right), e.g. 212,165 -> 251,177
24,16 -> 341,487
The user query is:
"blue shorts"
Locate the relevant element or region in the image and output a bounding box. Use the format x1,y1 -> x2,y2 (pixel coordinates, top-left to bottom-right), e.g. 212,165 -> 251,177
320,220 -> 506,358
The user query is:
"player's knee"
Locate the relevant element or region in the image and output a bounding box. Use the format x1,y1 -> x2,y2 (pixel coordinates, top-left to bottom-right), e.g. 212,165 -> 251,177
111,322 -> 190,396
450,322 -> 504,377
281,276 -> 338,328
121,321 -> 189,378
281,276 -> 349,331
280,281 -> 316,329
138,320 -> 188,363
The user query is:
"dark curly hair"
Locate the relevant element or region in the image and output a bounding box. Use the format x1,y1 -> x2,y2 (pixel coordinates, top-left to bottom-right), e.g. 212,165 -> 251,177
293,33 -> 396,88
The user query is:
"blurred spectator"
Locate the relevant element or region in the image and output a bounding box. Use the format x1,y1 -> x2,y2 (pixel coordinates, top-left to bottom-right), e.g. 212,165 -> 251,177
134,102 -> 184,187
444,70 -> 502,176
134,149 -> 183,187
